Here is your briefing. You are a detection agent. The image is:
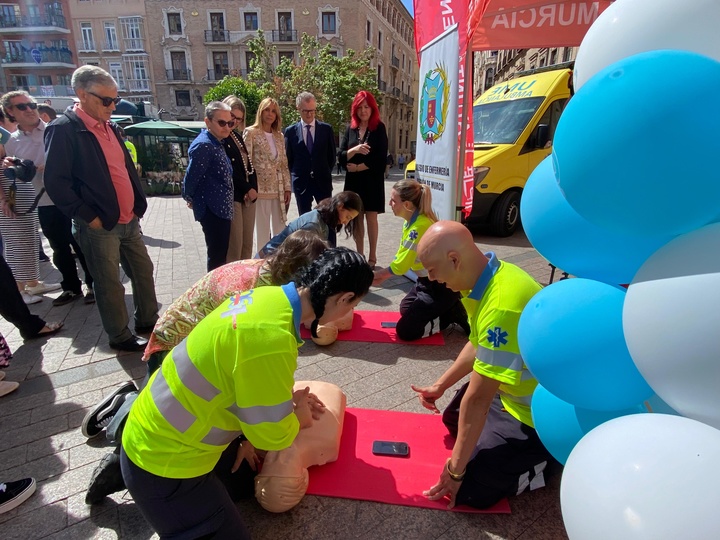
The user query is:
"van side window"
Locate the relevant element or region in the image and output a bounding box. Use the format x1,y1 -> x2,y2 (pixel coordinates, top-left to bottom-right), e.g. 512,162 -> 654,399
521,98 -> 568,154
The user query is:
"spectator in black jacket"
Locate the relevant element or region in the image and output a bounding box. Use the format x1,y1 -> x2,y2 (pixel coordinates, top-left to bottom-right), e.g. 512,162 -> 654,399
44,66 -> 158,352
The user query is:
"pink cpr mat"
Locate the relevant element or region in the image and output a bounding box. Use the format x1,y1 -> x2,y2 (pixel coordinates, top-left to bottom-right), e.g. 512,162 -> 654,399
305,407 -> 511,513
300,311 -> 445,345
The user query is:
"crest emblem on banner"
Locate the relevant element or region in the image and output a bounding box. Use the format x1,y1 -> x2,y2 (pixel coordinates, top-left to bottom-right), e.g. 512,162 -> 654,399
419,63 -> 450,144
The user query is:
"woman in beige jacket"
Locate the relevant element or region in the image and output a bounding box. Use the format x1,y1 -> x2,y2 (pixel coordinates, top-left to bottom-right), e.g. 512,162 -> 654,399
243,98 -> 291,248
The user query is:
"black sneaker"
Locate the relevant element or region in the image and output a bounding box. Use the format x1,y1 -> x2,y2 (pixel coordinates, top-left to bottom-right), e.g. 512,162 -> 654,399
0,477 -> 36,514
52,290 -> 81,307
81,381 -> 137,438
85,452 -> 125,505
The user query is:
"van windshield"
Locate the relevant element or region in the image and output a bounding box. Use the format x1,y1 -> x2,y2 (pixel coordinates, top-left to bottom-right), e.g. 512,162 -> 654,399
473,97 -> 544,145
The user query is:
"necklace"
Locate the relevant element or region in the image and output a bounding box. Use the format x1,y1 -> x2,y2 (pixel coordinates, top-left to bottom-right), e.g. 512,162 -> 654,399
230,130 -> 255,175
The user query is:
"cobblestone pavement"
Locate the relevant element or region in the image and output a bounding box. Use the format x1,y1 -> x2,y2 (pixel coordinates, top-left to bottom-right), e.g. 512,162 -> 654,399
0,170 -> 566,539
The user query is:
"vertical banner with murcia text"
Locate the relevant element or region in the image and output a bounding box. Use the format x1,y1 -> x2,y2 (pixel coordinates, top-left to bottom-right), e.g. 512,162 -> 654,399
414,25 -> 459,221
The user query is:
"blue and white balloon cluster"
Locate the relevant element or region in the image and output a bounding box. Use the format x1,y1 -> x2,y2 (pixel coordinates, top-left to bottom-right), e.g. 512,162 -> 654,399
518,1 -> 720,538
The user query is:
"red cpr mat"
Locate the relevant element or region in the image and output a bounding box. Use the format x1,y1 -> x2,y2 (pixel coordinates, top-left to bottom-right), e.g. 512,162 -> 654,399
300,311 -> 445,345
306,408 -> 511,513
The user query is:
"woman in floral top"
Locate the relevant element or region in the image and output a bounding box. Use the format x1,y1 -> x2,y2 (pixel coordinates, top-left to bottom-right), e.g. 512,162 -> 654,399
243,98 -> 291,250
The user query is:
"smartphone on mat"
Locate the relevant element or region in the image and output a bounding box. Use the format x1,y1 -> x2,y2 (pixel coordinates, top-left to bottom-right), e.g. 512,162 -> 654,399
380,321 -> 397,328
372,440 -> 409,457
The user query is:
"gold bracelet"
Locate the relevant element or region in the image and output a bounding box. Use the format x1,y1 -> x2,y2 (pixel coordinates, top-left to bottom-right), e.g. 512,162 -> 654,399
446,458 -> 466,482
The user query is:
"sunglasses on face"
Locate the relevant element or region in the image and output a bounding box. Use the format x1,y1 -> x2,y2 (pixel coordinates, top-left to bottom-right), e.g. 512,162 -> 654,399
13,102 -> 38,111
215,119 -> 236,128
88,91 -> 122,107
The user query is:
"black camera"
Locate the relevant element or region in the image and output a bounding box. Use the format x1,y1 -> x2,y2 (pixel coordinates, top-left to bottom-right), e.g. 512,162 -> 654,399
5,158 -> 37,182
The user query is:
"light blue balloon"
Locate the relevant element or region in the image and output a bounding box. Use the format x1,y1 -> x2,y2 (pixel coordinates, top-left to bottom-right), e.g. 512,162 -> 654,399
554,50 -> 720,237
518,278 -> 654,410
531,385 -> 644,465
521,156 -> 675,285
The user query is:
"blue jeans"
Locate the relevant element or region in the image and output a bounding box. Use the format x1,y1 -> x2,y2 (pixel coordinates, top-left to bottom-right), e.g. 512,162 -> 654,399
73,217 -> 158,344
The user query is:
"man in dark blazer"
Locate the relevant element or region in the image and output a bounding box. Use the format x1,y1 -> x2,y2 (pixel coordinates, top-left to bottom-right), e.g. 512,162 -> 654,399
284,92 -> 336,215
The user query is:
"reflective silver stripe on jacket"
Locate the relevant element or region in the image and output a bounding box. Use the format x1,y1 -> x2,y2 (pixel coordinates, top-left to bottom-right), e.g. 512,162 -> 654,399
226,400 -> 294,425
401,239 -> 418,250
151,339 -> 293,444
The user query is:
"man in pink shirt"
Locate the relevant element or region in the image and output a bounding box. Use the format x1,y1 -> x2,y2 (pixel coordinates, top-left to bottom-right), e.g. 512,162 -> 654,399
44,66 -> 158,351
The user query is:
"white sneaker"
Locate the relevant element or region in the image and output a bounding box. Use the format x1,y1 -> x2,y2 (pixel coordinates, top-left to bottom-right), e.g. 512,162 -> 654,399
25,281 -> 61,295
21,292 -> 43,305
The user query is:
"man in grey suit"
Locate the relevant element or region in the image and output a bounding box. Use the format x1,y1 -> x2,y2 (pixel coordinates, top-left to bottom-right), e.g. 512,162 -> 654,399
284,92 -> 336,215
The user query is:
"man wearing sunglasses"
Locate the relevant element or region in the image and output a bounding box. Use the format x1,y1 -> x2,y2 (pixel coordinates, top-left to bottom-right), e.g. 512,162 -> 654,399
44,66 -> 158,352
181,101 -> 235,271
1,90 -> 94,306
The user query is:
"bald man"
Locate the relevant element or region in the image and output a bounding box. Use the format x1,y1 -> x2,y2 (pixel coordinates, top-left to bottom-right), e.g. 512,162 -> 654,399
411,221 -> 555,509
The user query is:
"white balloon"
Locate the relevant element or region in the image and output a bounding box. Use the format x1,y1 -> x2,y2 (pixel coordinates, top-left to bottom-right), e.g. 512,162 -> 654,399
561,414 -> 720,540
623,223 -> 720,429
575,0 -> 720,89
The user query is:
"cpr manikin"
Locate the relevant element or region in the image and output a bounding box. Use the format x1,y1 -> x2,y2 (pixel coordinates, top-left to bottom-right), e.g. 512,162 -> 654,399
255,380 -> 346,512
311,308 -> 354,346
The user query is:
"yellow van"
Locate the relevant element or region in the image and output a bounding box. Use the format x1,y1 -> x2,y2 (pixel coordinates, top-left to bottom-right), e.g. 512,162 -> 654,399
406,64 -> 572,236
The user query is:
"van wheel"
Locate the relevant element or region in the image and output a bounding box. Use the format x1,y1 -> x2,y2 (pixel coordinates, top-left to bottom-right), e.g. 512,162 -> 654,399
489,191 -> 521,237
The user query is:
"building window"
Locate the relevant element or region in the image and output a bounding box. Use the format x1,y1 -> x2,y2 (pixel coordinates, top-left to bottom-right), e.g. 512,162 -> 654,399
103,22 -> 118,50
109,61 -> 125,90
38,75 -> 52,86
366,20 -> 371,42
212,51 -> 229,78
550,49 -> 557,65
244,12 -> 258,31
377,30 -> 382,50
12,75 -> 29,89
28,5 -> 40,19
50,39 -> 68,49
327,50 -> 338,58
563,47 -> 572,63
209,12 -> 225,32
80,22 -> 95,51
58,74 -> 71,85
321,12 -> 336,34
2,40 -> 22,62
1,5 -> 20,25
175,90 -> 191,107
279,51 -> 295,64
167,13 -> 182,35
120,17 -> 144,51
124,55 -> 150,91
170,51 -> 189,80
245,51 -> 256,72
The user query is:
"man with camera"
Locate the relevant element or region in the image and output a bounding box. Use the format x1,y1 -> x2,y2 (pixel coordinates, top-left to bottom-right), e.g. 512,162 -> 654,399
1,91 -> 93,306
44,66 -> 158,351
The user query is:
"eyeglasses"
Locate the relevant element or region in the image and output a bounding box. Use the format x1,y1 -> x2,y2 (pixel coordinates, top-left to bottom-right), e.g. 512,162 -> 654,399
88,91 -> 122,107
215,119 -> 236,128
12,102 -> 38,111
301,109 -> 316,114
231,114 -> 244,123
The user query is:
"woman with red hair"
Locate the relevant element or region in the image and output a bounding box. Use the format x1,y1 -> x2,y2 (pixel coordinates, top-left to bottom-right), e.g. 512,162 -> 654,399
338,91 -> 388,267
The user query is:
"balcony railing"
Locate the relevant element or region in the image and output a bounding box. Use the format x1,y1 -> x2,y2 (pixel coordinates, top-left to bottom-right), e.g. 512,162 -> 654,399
378,79 -> 387,92
403,93 -> 414,106
205,30 -> 230,43
127,78 -> 150,91
166,68 -> 191,81
77,40 -> 96,52
391,86 -> 401,98
2,49 -> 74,65
270,29 -> 297,42
124,38 -> 145,52
391,56 -> 400,69
0,15 -> 67,30
207,68 -> 231,81
102,40 -> 120,51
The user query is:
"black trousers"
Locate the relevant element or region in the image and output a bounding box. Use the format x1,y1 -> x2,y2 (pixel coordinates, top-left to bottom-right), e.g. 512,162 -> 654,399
0,253 -> 45,339
120,441 -> 254,540
39,205 -> 93,293
397,276 -> 464,341
294,183 -> 332,215
443,384 -> 557,509
200,210 -> 231,272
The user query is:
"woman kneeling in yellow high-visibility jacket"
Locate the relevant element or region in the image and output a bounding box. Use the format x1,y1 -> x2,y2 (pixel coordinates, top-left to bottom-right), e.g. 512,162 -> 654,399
120,247 -> 373,539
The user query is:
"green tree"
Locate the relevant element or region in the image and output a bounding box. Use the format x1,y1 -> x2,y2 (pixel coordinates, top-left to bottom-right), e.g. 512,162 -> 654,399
203,76 -> 264,122
246,32 -> 378,135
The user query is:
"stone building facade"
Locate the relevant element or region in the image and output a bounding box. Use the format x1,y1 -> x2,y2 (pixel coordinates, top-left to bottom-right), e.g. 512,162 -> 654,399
145,0 -> 417,160
67,0 -> 153,103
